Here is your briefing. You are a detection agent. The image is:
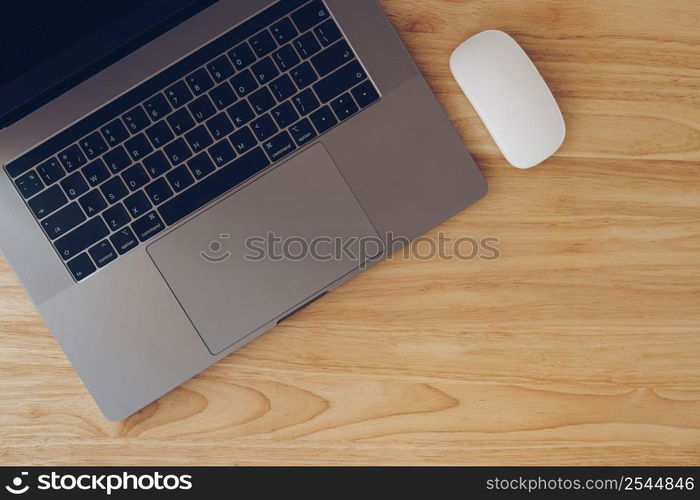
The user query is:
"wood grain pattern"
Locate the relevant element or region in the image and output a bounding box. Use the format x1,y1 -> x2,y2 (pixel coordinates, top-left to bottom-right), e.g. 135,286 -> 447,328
1,0 -> 699,465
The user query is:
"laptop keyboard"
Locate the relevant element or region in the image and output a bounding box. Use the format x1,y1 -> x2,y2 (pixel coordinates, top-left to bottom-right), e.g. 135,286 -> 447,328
5,0 -> 380,282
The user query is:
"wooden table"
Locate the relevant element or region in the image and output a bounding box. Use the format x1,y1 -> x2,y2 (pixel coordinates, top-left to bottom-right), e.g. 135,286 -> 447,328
1,0 -> 698,465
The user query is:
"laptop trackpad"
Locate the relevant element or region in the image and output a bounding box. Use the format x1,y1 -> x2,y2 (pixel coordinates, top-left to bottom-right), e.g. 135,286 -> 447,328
147,144 -> 380,355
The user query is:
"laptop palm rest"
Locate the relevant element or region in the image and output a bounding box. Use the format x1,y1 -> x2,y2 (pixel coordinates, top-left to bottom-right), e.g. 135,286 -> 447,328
147,144 -> 381,355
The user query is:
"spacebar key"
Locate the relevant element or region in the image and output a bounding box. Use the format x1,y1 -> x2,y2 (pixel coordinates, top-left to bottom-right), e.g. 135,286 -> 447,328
159,147 -> 270,225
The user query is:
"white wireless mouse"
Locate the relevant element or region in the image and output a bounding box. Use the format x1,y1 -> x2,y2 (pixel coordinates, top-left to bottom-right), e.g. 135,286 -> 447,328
450,30 -> 565,169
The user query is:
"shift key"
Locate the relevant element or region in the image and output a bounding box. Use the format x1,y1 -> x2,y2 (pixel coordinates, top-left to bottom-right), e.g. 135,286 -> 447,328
313,61 -> 366,103
55,217 -> 109,260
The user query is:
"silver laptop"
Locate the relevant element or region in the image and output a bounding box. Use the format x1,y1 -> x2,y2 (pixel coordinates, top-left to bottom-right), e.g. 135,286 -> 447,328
0,0 -> 486,420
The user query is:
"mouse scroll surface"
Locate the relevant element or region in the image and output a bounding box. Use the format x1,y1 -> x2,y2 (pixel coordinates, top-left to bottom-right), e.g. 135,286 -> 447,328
450,30 -> 565,169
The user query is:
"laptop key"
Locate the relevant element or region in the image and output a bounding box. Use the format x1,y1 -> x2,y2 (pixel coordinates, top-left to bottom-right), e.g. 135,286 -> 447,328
208,140 -> 237,168
291,0 -> 330,32
310,105 -> 338,134
207,55 -> 235,83
29,185 -> 68,219
58,145 -> 87,172
101,119 -> 129,147
166,165 -> 195,192
249,87 -> 276,114
352,80 -> 380,108
231,69 -> 259,98
41,202 -> 86,240
164,138 -> 193,165
79,132 -> 108,159
228,42 -> 256,70
55,217 -> 109,261
125,133 -> 153,161
251,114 -> 278,141
315,18 -> 341,46
311,39 -> 354,76
272,44 -> 300,72
36,158 -> 65,186
103,203 -> 131,231
165,81 -> 193,108
144,94 -> 172,121
122,106 -> 151,134
110,227 -> 139,255
159,148 -> 270,226
167,108 -> 196,135
60,172 -> 89,200
79,190 -> 108,217
89,240 -> 118,268
188,153 -> 216,180
226,100 -> 256,127
103,146 -> 132,173
229,127 -> 257,155
209,82 -> 237,110
206,113 -> 234,141
270,74 -> 297,101
145,178 -> 174,205
131,211 -> 165,242
122,163 -> 150,190
313,61 -> 366,102
188,95 -> 216,123
185,126 -> 213,153
289,118 -> 318,146
252,57 -> 280,85
293,32 -> 321,59
271,101 -> 299,128
270,18 -> 298,44
186,67 -> 214,95
292,88 -> 320,115
100,177 -> 129,204
331,92 -> 359,120
123,191 -> 152,218
83,159 -> 110,187
291,62 -> 318,88
145,120 -> 174,148
67,253 -> 96,281
263,131 -> 296,163
143,151 -> 171,178
250,30 -> 277,57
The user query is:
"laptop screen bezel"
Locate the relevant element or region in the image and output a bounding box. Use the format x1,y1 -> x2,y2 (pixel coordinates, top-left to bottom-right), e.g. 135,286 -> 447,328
0,0 -> 217,128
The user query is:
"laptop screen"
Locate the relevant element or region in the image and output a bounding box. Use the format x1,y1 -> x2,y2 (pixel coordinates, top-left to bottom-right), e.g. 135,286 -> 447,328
0,0 -> 217,127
